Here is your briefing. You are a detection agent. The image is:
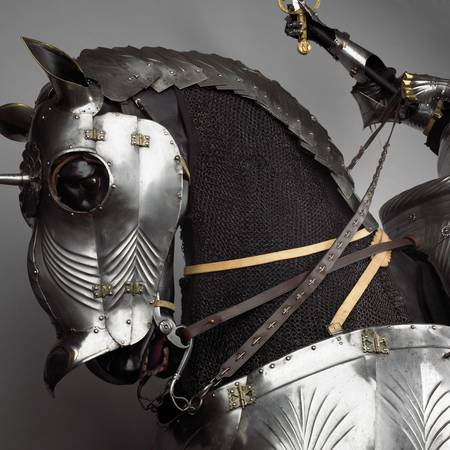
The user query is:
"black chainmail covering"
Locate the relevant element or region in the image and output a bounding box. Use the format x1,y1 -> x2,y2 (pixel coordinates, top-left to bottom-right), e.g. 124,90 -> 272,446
177,85 -> 410,396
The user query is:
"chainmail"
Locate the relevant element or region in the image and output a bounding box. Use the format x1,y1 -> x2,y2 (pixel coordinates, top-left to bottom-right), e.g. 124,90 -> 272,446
178,85 -> 410,396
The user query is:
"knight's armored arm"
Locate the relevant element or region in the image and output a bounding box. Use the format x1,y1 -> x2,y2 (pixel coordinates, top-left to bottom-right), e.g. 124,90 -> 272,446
285,13 -> 450,152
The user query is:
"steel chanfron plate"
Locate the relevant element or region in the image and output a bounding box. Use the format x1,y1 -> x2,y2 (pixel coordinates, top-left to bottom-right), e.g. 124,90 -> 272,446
154,324 -> 450,449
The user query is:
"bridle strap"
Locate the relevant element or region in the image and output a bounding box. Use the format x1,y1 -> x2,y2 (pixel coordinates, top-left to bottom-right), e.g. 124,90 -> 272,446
180,235 -> 415,343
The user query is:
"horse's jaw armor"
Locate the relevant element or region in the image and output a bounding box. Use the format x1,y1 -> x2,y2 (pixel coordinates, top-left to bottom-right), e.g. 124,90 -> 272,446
27,108 -> 185,390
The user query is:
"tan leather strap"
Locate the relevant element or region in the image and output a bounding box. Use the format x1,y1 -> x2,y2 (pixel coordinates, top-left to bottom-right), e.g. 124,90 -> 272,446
155,300 -> 176,312
184,228 -> 372,276
180,235 -> 415,343
327,230 -> 392,335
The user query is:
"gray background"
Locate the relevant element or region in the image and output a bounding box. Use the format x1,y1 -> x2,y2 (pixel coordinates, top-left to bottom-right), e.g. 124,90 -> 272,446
0,0 -> 448,449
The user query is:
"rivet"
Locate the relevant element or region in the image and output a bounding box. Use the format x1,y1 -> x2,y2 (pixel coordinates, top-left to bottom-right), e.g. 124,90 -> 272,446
337,336 -> 342,341
69,144 -> 73,149
33,269 -> 39,275
149,298 -> 156,304
432,325 -> 437,330
442,225 -> 450,237
170,140 -> 175,145
99,316 -> 105,321
230,389 -> 234,394
126,319 -> 132,325
94,328 -> 99,334
311,115 -> 317,122
164,130 -> 169,135
174,155 -> 181,162
258,369 -> 264,374
311,345 -> 316,350
70,212 -> 75,216
41,115 -> 46,120
73,114 -> 80,120
411,325 -> 416,329
212,393 -> 216,398
98,206 -> 103,211
112,184 -> 117,189
232,402 -> 237,407
270,364 -> 275,369
339,342 -> 344,345
209,319 -> 215,325
195,69 -> 202,73
121,340 -> 126,345
46,161 -> 51,166
235,382 -> 239,386
107,161 -> 112,166
218,74 -> 223,77
169,70 -> 176,75
177,193 -> 183,199
128,77 -> 133,81
286,356 -> 291,361
134,74 -> 140,79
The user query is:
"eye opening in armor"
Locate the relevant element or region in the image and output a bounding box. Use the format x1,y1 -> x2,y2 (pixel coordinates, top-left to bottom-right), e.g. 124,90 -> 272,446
49,152 -> 111,213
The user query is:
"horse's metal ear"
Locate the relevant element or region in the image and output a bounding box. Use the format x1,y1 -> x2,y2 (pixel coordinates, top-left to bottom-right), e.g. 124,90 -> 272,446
0,103 -> 34,142
22,37 -> 103,114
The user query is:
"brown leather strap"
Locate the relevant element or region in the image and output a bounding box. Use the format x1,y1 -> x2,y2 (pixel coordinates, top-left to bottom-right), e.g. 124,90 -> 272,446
210,94 -> 403,382
180,236 -> 414,343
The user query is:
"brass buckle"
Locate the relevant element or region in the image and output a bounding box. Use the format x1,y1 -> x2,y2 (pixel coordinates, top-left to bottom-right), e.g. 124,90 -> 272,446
84,128 -> 106,142
125,281 -> 145,296
92,283 -> 114,299
227,383 -> 256,410
362,329 -> 389,354
131,133 -> 150,148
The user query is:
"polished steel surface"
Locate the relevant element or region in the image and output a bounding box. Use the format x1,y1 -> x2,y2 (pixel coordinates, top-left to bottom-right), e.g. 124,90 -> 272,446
380,176 -> 450,297
332,31 -> 374,83
27,110 -> 185,382
154,324 -> 450,449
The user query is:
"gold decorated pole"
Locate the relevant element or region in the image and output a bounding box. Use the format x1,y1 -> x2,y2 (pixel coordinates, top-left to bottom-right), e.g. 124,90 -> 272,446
277,0 -> 321,55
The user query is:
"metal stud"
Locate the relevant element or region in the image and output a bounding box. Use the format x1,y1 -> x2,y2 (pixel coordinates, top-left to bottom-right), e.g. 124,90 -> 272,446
252,336 -> 262,346
270,364 -> 275,369
442,225 -> 450,238
126,319 -> 132,325
94,328 -> 99,334
286,356 -> 292,361
311,345 -> 317,350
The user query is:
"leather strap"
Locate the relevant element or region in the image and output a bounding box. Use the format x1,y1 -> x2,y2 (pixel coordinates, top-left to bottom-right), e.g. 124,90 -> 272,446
155,300 -> 177,312
184,228 -> 372,276
211,93 -> 402,382
327,229 -> 392,335
180,235 -> 414,343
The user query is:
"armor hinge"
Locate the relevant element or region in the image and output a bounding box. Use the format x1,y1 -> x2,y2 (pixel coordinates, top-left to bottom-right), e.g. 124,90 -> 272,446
227,383 -> 256,410
84,128 -> 106,142
125,281 -> 145,296
92,283 -> 114,299
362,329 -> 389,354
131,133 -> 150,148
